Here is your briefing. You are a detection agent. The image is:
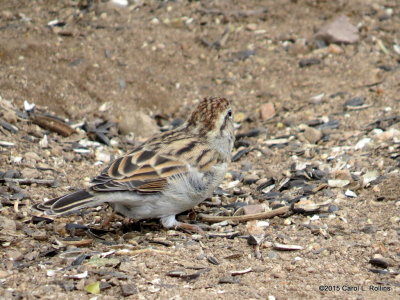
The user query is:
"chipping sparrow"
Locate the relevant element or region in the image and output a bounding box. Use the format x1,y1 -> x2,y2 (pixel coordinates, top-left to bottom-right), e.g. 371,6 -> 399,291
33,97 -> 234,233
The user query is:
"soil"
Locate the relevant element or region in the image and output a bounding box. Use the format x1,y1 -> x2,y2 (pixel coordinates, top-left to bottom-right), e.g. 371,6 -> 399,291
1,0 -> 399,299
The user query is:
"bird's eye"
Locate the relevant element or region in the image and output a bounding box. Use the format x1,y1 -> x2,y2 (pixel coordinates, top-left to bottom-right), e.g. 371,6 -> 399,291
227,109 -> 232,118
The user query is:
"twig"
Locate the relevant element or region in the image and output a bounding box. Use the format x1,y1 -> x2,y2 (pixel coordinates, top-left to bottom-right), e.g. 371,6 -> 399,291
31,114 -> 75,137
1,178 -> 56,186
199,206 -> 289,223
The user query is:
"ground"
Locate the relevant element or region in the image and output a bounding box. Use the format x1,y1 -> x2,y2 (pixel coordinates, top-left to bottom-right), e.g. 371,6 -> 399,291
0,0 -> 399,299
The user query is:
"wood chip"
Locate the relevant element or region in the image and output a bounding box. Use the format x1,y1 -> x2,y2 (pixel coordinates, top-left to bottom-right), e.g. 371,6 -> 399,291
31,114 -> 75,137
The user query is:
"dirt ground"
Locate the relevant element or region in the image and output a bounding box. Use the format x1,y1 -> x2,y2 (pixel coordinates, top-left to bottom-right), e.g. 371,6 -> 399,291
1,0 -> 399,299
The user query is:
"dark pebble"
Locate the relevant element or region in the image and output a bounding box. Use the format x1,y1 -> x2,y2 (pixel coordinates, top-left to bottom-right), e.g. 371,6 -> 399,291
31,216 -> 54,224
369,258 -> 389,269
234,49 -> 256,61
171,118 -> 184,128
236,128 -> 264,139
299,58 -> 321,68
328,204 -> 339,213
378,65 -> 396,72
360,225 -> 377,234
55,280 -> 76,292
317,120 -> 340,129
234,140 -> 251,148
241,162 -> 253,172
2,169 -> 21,179
229,171 -> 243,181
121,283 -> 138,296
344,96 -> 365,107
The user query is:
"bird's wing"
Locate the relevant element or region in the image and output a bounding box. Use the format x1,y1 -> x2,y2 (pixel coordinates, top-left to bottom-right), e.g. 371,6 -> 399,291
90,151 -> 184,193
90,139 -> 220,194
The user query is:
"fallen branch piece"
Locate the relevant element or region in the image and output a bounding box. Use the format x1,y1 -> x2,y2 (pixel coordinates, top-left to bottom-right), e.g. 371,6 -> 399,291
199,206 -> 289,223
31,114 -> 75,137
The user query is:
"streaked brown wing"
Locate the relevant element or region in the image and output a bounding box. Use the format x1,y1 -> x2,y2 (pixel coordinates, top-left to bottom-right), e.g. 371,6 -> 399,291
90,149 -> 188,194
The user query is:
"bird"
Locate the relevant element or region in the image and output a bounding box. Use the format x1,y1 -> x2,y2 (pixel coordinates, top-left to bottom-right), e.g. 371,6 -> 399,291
33,97 -> 235,233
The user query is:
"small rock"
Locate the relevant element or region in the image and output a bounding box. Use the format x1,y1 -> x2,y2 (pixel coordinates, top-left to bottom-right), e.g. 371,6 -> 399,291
328,179 -> 350,188
3,110 -> 17,124
345,189 -> 357,198
7,250 -> 23,261
315,15 -> 359,44
243,204 -> 264,215
374,128 -> 400,142
39,135 -> 49,148
328,44 -> 344,54
246,23 -> 257,31
21,168 -> 41,179
333,169 -> 352,181
24,151 -> 41,162
95,148 -> 111,163
355,138 -> 372,150
266,251 -> 279,259
344,96 -> 364,108
0,216 -> 16,232
243,174 -> 259,185
363,170 -> 379,186
299,58 -> 321,68
118,110 -> 159,139
328,204 -> 339,213
120,283 -> 138,296
260,102 -> 276,121
303,126 -> 323,144
369,255 -> 392,268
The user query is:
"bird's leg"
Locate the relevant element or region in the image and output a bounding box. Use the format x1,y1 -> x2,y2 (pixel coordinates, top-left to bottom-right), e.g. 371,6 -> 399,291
160,215 -> 205,234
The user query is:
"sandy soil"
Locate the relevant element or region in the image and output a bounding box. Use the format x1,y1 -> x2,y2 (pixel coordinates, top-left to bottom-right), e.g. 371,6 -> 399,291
0,0 -> 399,299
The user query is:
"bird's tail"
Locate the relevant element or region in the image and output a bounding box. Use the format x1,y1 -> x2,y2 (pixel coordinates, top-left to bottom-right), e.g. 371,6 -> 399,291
33,190 -> 96,215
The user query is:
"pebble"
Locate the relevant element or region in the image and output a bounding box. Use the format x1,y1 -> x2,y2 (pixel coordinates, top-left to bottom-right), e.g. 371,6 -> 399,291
333,169 -> 352,181
328,44 -> 344,54
3,110 -> 17,124
243,204 -> 264,215
24,151 -> 41,162
315,15 -> 359,44
369,255 -> 392,268
260,102 -> 276,121
344,189 -> 357,198
344,96 -> 364,108
243,174 -> 259,185
266,251 -> 279,259
121,283 -> 138,296
0,216 -> 16,232
303,126 -> 322,144
299,58 -> 321,68
328,179 -> 350,188
39,135 -> 49,148
7,250 -> 23,261
21,168 -> 41,179
118,110 -> 159,138
355,138 -> 372,150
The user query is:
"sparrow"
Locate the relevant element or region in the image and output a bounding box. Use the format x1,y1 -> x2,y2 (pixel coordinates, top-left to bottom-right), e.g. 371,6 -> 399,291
33,97 -> 235,233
